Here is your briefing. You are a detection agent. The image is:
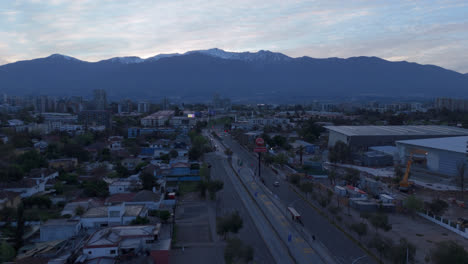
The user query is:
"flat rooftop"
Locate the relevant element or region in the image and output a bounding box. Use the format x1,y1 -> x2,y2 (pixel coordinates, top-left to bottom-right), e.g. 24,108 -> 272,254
396,136 -> 468,154
325,125 -> 468,137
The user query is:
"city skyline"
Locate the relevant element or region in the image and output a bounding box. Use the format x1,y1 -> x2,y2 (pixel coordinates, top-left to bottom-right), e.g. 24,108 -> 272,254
1,0 -> 468,73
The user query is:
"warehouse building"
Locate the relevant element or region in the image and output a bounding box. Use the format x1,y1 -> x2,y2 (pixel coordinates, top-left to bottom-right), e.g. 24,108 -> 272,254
325,125 -> 468,150
396,136 -> 468,177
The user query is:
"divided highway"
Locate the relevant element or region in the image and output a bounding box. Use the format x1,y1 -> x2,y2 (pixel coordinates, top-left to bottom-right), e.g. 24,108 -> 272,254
216,131 -> 377,264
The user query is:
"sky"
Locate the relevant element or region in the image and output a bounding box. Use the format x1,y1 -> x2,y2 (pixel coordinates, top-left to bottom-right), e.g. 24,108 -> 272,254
1,0 -> 468,73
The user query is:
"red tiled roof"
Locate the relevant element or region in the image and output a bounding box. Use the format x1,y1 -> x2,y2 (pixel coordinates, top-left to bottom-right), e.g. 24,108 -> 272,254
105,193 -> 137,204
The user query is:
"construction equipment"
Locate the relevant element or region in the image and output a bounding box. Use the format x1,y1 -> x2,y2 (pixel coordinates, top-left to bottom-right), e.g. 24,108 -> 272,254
399,150 -> 427,192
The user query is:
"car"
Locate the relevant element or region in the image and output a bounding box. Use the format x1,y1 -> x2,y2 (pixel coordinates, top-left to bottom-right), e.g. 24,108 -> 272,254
273,181 -> 280,187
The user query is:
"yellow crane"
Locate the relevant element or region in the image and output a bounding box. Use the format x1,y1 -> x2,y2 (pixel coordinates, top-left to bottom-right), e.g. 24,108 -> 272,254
399,150 -> 426,192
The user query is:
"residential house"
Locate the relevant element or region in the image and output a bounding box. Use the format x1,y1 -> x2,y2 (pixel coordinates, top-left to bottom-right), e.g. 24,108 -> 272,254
0,134 -> 9,143
105,190 -> 163,210
33,140 -> 48,153
1,178 -> 47,198
0,190 -> 21,209
107,136 -> 123,151
166,162 -> 200,181
40,219 -> 82,241
48,158 -> 78,170
127,190 -> 163,210
105,193 -> 137,205
108,181 -> 134,195
61,198 -> 103,217
80,203 -> 148,228
82,224 -> 161,259
121,158 -> 141,171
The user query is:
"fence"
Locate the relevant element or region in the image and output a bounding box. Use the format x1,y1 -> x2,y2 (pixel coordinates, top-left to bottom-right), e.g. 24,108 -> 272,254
418,211 -> 468,239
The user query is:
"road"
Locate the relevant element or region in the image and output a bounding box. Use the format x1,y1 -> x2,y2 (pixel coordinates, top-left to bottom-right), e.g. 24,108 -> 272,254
208,132 -> 336,264
219,131 -> 377,264
206,153 -> 294,264
207,153 -> 275,264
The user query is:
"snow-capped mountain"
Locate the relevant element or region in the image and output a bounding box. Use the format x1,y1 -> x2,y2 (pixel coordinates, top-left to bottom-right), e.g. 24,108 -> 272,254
145,53 -> 182,62
2,49 -> 468,101
106,56 -> 144,64
186,48 -> 292,62
95,48 -> 293,64
47,54 -> 81,62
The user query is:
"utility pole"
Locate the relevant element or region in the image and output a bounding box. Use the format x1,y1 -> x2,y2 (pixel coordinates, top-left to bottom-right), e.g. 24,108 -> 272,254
258,152 -> 261,182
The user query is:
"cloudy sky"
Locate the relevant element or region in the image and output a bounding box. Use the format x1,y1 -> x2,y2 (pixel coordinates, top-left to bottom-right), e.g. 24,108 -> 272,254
1,0 -> 468,73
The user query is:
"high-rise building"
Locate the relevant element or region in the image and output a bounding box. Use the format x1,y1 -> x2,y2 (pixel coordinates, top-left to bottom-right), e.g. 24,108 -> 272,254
78,110 -> 111,128
93,89 -> 107,110
138,101 -> 149,113
435,97 -> 468,112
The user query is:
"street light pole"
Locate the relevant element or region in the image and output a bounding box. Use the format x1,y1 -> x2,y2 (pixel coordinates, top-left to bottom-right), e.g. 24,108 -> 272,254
258,152 -> 261,182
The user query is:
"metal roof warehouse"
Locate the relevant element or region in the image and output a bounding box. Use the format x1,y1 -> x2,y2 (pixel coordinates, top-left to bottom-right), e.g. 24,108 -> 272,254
325,125 -> 468,150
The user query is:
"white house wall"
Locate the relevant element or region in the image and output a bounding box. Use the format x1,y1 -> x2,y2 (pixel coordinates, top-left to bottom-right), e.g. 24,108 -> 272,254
83,246 -> 118,259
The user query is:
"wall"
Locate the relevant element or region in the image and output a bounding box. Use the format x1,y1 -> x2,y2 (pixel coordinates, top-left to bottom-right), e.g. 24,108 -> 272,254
327,131 -> 348,148
83,246 -> 119,259
418,211 -> 468,239
40,224 -> 79,241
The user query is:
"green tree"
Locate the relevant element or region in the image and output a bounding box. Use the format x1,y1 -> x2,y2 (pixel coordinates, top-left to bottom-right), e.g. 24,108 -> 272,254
115,162 -> 130,178
198,181 -> 208,199
389,238 -> 416,264
169,149 -> 179,158
298,118 -> 324,142
426,199 -> 449,216
0,241 -> 15,263
368,234 -> 393,262
344,168 -> 360,186
53,181 -> 64,194
274,153 -> 288,166
16,150 -> 48,173
350,222 -> 368,241
224,148 -> 233,157
158,210 -> 171,223
200,163 -> 211,181
328,141 -> 351,163
289,173 -> 301,186
431,241 -> 468,264
456,162 -> 466,201
370,213 -> 392,233
207,180 -> 224,200
224,238 -> 254,264
188,146 -> 203,161
130,216 -> 150,225
404,195 -> 424,217
82,180 -> 109,197
75,205 -> 85,216
15,203 -> 24,250
140,172 -> 156,190
300,182 -> 314,198
216,211 -> 243,239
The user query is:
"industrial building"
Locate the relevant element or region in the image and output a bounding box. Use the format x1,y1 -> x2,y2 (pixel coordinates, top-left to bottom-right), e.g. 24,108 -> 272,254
325,125 -> 468,150
396,136 -> 468,177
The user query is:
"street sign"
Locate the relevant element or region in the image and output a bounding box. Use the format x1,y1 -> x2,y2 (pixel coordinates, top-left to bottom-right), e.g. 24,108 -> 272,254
255,137 -> 265,146
254,147 -> 267,152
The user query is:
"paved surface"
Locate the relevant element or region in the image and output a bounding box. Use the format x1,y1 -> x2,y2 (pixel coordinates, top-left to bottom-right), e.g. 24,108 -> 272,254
208,153 -> 276,264
171,196 -> 224,264
207,153 -> 294,264
209,132 -> 334,264
219,132 -> 377,264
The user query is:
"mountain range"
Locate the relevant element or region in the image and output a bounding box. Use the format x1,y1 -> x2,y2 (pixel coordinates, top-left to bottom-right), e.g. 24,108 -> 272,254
1,48 -> 467,102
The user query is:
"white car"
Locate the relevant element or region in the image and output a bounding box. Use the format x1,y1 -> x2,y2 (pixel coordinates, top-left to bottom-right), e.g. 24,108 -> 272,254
273,181 -> 280,187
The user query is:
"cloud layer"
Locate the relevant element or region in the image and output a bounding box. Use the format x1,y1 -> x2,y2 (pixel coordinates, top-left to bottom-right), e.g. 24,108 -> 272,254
1,0 -> 468,73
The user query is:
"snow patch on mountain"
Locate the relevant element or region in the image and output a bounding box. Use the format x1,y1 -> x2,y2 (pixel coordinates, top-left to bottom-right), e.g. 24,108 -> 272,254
145,53 -> 182,62
108,56 -> 144,64
48,54 -> 80,61
187,48 -> 292,62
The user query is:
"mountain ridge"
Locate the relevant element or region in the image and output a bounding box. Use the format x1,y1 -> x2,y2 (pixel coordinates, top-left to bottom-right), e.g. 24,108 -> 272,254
1,49 -> 467,101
